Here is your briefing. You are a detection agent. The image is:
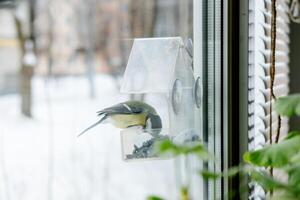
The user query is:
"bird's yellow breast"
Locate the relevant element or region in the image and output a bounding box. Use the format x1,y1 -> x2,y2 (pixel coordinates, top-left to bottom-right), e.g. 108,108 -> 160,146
110,114 -> 147,129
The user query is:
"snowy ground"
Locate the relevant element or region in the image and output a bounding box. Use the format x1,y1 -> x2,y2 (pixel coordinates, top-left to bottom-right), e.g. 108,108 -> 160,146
0,75 -> 177,200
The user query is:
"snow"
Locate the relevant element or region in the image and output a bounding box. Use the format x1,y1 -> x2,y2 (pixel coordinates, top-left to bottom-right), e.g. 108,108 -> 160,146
0,75 -> 177,200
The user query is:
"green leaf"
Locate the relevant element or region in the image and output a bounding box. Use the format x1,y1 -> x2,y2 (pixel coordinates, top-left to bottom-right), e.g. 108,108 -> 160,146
290,153 -> 300,164
200,166 -> 240,180
200,170 -> 221,180
154,139 -> 180,156
275,94 -> 300,117
182,143 -> 210,160
154,139 -> 210,160
180,187 -> 190,200
284,164 -> 300,195
224,166 -> 241,177
283,131 -> 300,140
250,170 -> 287,191
243,134 -> 300,167
269,192 -> 300,200
146,196 -> 165,200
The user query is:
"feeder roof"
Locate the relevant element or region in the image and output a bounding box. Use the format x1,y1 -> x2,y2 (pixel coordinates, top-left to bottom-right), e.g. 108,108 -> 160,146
121,37 -> 185,94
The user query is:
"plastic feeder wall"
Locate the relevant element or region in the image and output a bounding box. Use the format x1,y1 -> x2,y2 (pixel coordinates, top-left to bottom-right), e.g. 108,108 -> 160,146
120,37 -> 199,161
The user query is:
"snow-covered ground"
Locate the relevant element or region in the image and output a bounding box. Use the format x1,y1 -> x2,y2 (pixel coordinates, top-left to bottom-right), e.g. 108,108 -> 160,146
0,75 -> 177,200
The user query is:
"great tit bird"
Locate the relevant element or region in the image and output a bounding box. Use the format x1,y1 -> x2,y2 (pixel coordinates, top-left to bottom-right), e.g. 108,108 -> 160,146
78,100 -> 162,137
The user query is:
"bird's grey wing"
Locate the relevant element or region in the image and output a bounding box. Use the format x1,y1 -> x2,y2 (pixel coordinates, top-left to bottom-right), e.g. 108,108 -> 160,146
97,102 -> 143,116
124,100 -> 157,114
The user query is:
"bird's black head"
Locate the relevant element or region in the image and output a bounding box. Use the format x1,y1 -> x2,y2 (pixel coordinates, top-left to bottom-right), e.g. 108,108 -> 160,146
145,113 -> 162,136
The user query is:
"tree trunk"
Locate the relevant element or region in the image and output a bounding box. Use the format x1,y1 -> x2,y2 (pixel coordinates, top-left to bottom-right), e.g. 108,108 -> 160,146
14,14 -> 34,117
178,0 -> 189,39
20,65 -> 34,117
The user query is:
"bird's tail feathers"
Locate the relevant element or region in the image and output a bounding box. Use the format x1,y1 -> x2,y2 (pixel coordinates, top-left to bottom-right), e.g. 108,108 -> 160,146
77,116 -> 107,137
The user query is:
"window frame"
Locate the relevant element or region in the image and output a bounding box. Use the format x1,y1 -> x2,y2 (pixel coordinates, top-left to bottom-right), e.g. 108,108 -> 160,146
193,0 -> 223,199
223,0 -> 249,199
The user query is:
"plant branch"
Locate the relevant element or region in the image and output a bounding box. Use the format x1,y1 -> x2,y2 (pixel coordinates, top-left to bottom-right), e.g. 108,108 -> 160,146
269,0 -> 282,145
269,0 -> 279,190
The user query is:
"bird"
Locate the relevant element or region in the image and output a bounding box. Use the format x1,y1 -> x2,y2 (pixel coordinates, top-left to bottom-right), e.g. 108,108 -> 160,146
78,100 -> 162,137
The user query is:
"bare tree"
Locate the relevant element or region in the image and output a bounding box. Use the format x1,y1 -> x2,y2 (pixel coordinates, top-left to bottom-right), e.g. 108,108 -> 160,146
14,0 -> 37,117
75,0 -> 97,99
84,0 -> 96,99
178,0 -> 189,39
47,0 -> 54,76
129,0 -> 156,101
130,0 -> 156,38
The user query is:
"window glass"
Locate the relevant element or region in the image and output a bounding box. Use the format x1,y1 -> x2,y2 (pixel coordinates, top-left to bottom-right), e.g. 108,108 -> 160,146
0,0 -> 195,200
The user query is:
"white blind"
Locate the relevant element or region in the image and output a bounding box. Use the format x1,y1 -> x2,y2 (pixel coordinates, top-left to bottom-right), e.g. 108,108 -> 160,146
248,0 -> 290,199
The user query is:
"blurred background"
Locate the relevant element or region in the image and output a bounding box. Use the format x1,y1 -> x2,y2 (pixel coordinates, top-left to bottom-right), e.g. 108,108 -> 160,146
0,0 -> 193,199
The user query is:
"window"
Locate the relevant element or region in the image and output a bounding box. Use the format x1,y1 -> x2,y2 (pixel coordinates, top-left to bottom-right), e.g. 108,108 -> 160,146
193,0 -> 222,199
1,1 -> 224,200
248,0 -> 290,151
4,0 -> 292,199
224,0 -> 292,198
247,0 -> 290,198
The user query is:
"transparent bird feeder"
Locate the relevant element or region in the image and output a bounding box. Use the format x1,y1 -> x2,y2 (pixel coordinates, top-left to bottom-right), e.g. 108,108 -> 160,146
120,37 -> 199,161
